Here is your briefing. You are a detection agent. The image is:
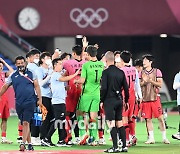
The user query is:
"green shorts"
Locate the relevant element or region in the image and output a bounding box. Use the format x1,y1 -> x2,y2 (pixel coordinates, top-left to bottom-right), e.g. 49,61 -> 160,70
77,94 -> 100,112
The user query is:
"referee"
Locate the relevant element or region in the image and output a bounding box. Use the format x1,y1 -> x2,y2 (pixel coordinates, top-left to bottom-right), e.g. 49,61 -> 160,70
101,51 -> 129,153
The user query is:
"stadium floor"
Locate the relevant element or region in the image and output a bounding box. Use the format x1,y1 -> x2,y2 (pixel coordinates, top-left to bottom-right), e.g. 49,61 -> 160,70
0,114 -> 179,154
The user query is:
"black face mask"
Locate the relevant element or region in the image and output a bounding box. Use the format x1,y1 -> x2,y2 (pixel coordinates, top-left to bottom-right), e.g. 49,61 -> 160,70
17,66 -> 26,72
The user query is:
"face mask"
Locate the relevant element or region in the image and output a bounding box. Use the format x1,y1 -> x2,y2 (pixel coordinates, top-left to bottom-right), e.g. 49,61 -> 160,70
115,57 -> 121,63
33,58 -> 39,64
45,59 -> 52,66
17,66 -> 25,72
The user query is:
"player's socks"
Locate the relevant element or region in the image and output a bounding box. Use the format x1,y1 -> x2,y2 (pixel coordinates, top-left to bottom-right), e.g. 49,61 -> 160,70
98,130 -> 104,139
161,131 -> 167,140
65,116 -> 71,141
1,132 -> 6,138
118,126 -> 126,148
129,118 -> 135,136
18,124 -> 23,137
77,115 -> 86,137
124,123 -> 130,142
110,127 -> 118,149
89,119 -> 98,141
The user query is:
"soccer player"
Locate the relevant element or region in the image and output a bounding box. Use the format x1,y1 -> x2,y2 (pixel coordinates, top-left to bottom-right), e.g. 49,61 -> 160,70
101,51 -> 129,153
140,54 -> 170,144
118,51 -> 142,146
75,45 -> 104,145
41,58 -> 79,147
0,58 -> 14,144
172,71 -> 180,140
63,45 -> 86,144
0,56 -> 42,151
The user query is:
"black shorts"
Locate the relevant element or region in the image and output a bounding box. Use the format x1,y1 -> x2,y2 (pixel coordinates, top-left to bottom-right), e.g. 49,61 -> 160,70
104,97 -> 123,121
16,102 -> 36,123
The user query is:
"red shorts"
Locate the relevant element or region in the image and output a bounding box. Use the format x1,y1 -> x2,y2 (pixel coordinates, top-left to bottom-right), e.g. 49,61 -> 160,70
66,81 -> 82,112
141,97 -> 163,119
0,96 -> 10,119
122,96 -> 135,117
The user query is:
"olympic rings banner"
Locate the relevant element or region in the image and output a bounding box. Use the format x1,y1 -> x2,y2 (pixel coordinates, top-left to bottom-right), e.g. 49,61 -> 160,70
0,0 -> 180,36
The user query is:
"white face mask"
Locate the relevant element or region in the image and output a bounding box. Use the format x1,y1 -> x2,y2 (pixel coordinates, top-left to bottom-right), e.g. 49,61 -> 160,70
33,58 -> 39,64
45,59 -> 52,66
115,57 -> 121,63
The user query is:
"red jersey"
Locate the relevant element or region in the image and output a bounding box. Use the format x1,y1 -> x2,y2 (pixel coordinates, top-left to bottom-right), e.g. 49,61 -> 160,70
121,65 -> 136,95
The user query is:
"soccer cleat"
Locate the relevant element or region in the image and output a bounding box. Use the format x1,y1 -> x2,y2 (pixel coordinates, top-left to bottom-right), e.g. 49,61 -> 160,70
66,140 -> 74,145
120,147 -> 128,152
131,136 -> 137,146
163,139 -> 170,144
19,143 -> 26,151
126,141 -> 131,147
98,138 -> 106,145
41,138 -> 55,147
17,137 -> 23,143
104,147 -> 120,153
172,132 -> 180,140
73,137 -> 81,145
27,144 -> 34,151
79,134 -> 89,145
88,136 -> 95,145
90,140 -> 99,146
56,140 -> 71,147
1,138 -> 13,144
145,138 -> 155,144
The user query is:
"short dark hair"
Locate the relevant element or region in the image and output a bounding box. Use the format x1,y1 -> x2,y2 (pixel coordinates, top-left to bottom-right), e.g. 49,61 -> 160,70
39,52 -> 51,65
114,51 -> 121,56
60,52 -> 72,60
72,45 -> 82,56
52,58 -> 61,68
142,54 -> 154,62
86,45 -> 97,57
15,56 -> 25,63
120,51 -> 132,63
134,59 -> 143,67
26,49 -> 41,58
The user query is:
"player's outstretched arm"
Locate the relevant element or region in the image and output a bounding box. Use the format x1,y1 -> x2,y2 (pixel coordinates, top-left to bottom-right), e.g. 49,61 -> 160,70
59,69 -> 80,82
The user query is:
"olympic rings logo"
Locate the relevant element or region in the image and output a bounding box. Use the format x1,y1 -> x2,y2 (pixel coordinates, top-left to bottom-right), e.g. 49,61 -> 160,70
70,8 -> 109,28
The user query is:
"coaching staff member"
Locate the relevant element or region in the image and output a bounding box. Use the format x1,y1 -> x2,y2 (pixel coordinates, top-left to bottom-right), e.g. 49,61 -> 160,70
101,51 -> 129,153
0,56 -> 42,151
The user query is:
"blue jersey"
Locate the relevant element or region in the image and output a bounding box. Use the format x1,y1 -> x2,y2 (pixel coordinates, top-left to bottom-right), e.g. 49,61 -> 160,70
6,69 -> 37,105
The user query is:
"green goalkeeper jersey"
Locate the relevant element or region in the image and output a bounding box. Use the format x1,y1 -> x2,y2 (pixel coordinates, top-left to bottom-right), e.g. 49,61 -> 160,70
81,60 -> 104,96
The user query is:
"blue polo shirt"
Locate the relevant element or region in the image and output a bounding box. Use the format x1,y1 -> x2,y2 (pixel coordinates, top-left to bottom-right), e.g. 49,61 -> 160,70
6,69 -> 37,105
36,67 -> 52,98
27,63 -> 39,75
50,71 -> 66,104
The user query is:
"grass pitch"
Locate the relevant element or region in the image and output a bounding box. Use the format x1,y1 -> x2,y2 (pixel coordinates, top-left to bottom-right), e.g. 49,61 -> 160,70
0,114 -> 179,153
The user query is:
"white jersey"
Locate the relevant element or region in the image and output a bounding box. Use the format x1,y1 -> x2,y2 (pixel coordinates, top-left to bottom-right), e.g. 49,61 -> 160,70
173,72 -> 180,105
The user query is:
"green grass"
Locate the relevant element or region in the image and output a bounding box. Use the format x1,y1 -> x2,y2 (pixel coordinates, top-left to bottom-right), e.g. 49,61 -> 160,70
0,114 -> 180,153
